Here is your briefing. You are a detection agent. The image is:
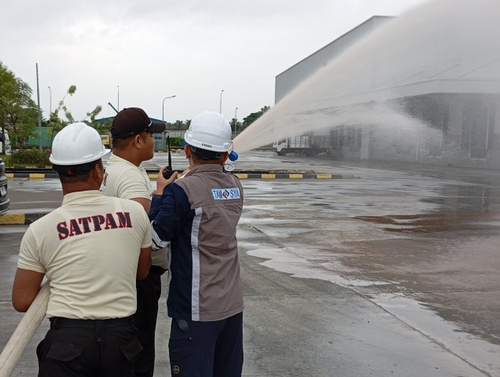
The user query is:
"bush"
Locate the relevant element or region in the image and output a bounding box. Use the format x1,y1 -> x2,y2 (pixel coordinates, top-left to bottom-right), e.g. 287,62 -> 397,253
0,154 -> 12,165
10,148 -> 51,167
169,137 -> 184,146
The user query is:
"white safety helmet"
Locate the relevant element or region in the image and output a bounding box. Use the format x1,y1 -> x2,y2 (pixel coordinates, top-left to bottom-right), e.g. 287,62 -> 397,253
184,111 -> 232,152
50,122 -> 110,165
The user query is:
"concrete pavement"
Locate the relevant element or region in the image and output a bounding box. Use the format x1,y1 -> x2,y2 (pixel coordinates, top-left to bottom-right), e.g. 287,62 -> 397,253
1,151 -> 500,376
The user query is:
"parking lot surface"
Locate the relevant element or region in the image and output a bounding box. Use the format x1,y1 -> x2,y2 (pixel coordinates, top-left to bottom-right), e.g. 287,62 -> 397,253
1,150 -> 500,376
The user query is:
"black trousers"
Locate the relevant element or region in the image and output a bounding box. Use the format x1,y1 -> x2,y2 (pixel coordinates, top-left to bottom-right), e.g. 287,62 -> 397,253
37,317 -> 142,377
133,266 -> 165,377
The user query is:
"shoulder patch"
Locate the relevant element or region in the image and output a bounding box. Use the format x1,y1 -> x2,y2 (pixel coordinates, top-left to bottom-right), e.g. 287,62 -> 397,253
211,188 -> 241,200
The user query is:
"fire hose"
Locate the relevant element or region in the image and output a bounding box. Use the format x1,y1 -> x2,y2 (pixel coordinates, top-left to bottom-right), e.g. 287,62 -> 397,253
0,282 -> 49,377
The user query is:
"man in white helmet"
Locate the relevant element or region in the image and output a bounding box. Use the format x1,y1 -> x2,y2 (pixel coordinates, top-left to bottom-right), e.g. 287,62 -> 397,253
149,111 -> 244,377
102,107 -> 167,377
12,122 -> 152,376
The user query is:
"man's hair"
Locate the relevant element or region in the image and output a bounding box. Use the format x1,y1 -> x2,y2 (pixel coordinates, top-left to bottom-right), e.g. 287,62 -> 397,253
111,137 -> 129,150
53,160 -> 100,183
190,145 -> 222,161
112,131 -> 148,150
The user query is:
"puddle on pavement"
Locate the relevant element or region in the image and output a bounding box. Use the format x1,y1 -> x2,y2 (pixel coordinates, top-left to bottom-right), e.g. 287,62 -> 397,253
245,246 -> 390,288
355,212 -> 500,233
422,184 -> 500,212
353,183 -> 500,233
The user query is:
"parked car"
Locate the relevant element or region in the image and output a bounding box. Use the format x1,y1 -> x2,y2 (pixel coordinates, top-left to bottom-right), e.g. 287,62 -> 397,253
0,157 -> 10,215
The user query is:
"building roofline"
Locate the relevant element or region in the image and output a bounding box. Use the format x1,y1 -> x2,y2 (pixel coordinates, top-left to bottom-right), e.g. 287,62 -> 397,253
276,15 -> 394,78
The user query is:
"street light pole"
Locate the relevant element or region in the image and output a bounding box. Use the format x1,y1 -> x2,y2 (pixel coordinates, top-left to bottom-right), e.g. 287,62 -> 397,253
235,107 -> 238,119
162,95 -> 177,121
219,89 -> 224,113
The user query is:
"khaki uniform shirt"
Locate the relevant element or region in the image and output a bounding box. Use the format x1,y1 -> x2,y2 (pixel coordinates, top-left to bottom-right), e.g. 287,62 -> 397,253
103,153 -> 168,269
18,191 -> 152,319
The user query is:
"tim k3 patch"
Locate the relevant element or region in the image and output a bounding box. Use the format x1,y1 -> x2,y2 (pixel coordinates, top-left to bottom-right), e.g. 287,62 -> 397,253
211,188 -> 241,200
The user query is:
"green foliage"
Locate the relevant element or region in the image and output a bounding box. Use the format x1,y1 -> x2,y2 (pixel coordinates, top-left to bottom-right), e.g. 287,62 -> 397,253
242,106 -> 270,131
46,86 -> 103,142
165,120 -> 189,130
169,137 -> 184,146
87,105 -> 108,134
230,118 -> 241,133
0,62 -> 17,116
0,154 -> 12,166
48,85 -> 78,134
0,61 -> 38,150
9,148 -> 51,167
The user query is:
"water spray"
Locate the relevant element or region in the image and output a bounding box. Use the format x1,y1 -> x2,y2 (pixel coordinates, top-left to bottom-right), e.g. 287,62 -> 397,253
233,0 -> 500,157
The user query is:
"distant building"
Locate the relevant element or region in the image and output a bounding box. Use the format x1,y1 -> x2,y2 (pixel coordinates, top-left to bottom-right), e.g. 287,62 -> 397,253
275,16 -> 500,169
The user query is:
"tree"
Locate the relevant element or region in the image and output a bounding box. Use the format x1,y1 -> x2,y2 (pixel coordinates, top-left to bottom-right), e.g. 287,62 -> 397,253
48,85 -> 77,137
166,119 -> 189,130
230,118 -> 241,133
0,62 -> 38,151
241,106 -> 270,132
47,85 -> 104,140
0,63 -> 16,154
86,105 -> 105,133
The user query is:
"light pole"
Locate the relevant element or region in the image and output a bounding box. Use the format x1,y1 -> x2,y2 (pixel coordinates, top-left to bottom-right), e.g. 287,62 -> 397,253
234,107 -> 238,120
117,86 -> 120,112
48,86 -> 52,115
162,95 -> 177,121
219,89 -> 224,113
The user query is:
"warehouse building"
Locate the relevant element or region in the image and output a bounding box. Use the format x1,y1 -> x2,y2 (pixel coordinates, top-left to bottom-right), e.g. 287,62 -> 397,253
275,16 -> 500,169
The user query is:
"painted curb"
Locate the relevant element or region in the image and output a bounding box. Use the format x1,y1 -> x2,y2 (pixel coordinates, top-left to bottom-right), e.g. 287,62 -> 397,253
147,172 -> 357,179
0,213 -> 47,225
6,172 -> 358,180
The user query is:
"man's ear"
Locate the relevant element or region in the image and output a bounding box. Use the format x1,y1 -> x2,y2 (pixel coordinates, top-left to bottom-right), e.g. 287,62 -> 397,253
133,134 -> 143,148
92,161 -> 104,185
219,152 -> 229,164
184,145 -> 191,159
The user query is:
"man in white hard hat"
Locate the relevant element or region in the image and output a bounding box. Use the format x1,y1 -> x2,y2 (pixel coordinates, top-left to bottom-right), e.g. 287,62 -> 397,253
149,111 -> 244,377
12,122 -> 152,376
102,107 -> 167,377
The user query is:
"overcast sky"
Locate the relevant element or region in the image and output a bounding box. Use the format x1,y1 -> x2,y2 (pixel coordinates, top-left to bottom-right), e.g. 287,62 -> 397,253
1,0 -> 428,123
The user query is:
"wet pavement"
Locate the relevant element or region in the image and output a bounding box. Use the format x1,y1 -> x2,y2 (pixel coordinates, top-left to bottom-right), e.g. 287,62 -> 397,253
1,150 -> 500,376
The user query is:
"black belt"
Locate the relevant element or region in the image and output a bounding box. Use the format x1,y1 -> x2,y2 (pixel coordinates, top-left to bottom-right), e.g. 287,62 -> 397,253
50,316 -> 134,329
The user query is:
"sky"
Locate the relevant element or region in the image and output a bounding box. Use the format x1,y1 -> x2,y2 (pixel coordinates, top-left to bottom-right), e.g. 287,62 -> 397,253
1,0 -> 428,124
